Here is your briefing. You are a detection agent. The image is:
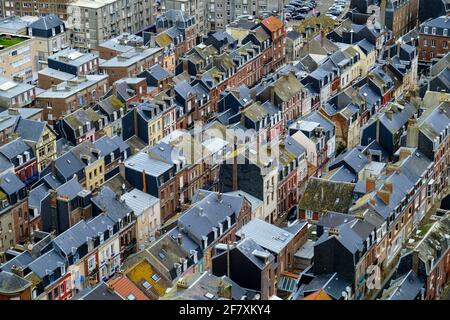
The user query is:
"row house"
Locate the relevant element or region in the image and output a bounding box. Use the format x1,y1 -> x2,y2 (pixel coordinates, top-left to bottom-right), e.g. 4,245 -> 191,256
138,64 -> 173,98
0,172 -> 28,253
120,189 -> 161,250
301,61 -> 338,107
173,80 -> 206,129
381,42 -> 419,94
255,71 -> 308,124
220,151 -> 279,224
170,190 -> 252,272
133,100 -> 175,147
0,192 -> 135,300
274,142 -> 304,220
14,118 -> 57,173
212,237 -> 276,300
56,108 -> 103,145
0,108 -> 42,146
99,46 -> 164,85
96,33 -> 145,60
123,150 -> 177,223
289,111 -> 336,177
90,186 -> 136,260
418,16 -> 450,64
93,135 -> 130,181
236,218 -> 308,286
314,213 -> 377,300
153,9 -> 198,61
0,138 -> 37,187
298,177 -> 356,222
114,78 -> 149,106
321,87 -> 367,150
94,95 -> 128,138
406,101 -> 450,201
35,75 -> 110,124
31,175 -> 92,234
48,48 -> 99,76
241,101 -> 283,144
396,215 -> 450,300
27,14 -> 68,71
349,149 -> 435,298
0,76 -> 35,109
361,101 -> 419,158
260,16 -> 286,71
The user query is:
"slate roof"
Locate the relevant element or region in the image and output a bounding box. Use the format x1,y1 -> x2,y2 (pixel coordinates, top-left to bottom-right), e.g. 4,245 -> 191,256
178,192 -> 244,243
121,188 -> 159,216
0,271 -> 32,294
28,14 -> 63,30
91,187 -> 133,223
0,251 -> 33,272
329,148 -> 369,174
56,177 -> 83,200
232,238 -> 273,270
381,270 -> 424,300
14,118 -> 46,143
54,151 -> 85,180
302,273 -> 351,300
27,249 -> 65,278
298,178 -> 355,214
28,184 -> 50,215
93,135 -> 120,157
0,138 -> 31,160
236,218 -> 294,254
420,16 -> 450,36
0,171 -> 25,196
52,220 -> 96,256
327,166 -> 357,183
79,282 -> 124,300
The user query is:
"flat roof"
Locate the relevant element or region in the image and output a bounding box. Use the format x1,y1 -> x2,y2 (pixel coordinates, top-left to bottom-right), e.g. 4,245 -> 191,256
100,47 -> 163,68
36,74 -> 108,99
38,67 -> 76,81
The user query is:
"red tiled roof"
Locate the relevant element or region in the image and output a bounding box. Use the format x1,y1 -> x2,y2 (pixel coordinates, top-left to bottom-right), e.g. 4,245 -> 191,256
261,16 -> 284,33
108,275 -> 150,300
301,289 -> 333,300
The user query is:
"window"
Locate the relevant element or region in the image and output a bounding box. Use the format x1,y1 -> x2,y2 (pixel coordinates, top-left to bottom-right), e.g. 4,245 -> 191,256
423,39 -> 428,47
306,210 -> 313,219
443,41 -> 448,49
432,27 -> 436,35
444,29 -> 448,36
88,256 -> 96,271
431,39 -> 436,47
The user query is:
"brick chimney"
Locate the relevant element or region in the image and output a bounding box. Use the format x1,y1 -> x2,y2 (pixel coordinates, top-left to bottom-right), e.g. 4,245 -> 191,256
366,176 -> 376,193
377,189 -> 391,205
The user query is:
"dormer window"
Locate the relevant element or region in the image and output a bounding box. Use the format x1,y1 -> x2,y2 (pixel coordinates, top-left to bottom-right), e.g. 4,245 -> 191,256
444,29 -> 448,36
432,27 -> 436,35
17,154 -> 23,166
24,151 -> 30,162
108,226 -> 113,237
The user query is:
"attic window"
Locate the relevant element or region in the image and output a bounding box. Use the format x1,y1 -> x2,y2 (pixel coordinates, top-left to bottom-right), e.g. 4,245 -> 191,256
127,294 -> 136,300
142,281 -> 152,290
151,274 -> 161,282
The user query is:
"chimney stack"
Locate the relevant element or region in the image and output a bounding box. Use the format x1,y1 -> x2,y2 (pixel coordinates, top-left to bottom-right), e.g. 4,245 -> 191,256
366,176 -> 376,193
384,181 -> 393,193
377,189 -> 391,205
406,118 -> 419,148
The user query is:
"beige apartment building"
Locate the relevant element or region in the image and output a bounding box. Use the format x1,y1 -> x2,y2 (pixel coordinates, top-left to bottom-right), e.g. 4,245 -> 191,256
0,33 -> 36,83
